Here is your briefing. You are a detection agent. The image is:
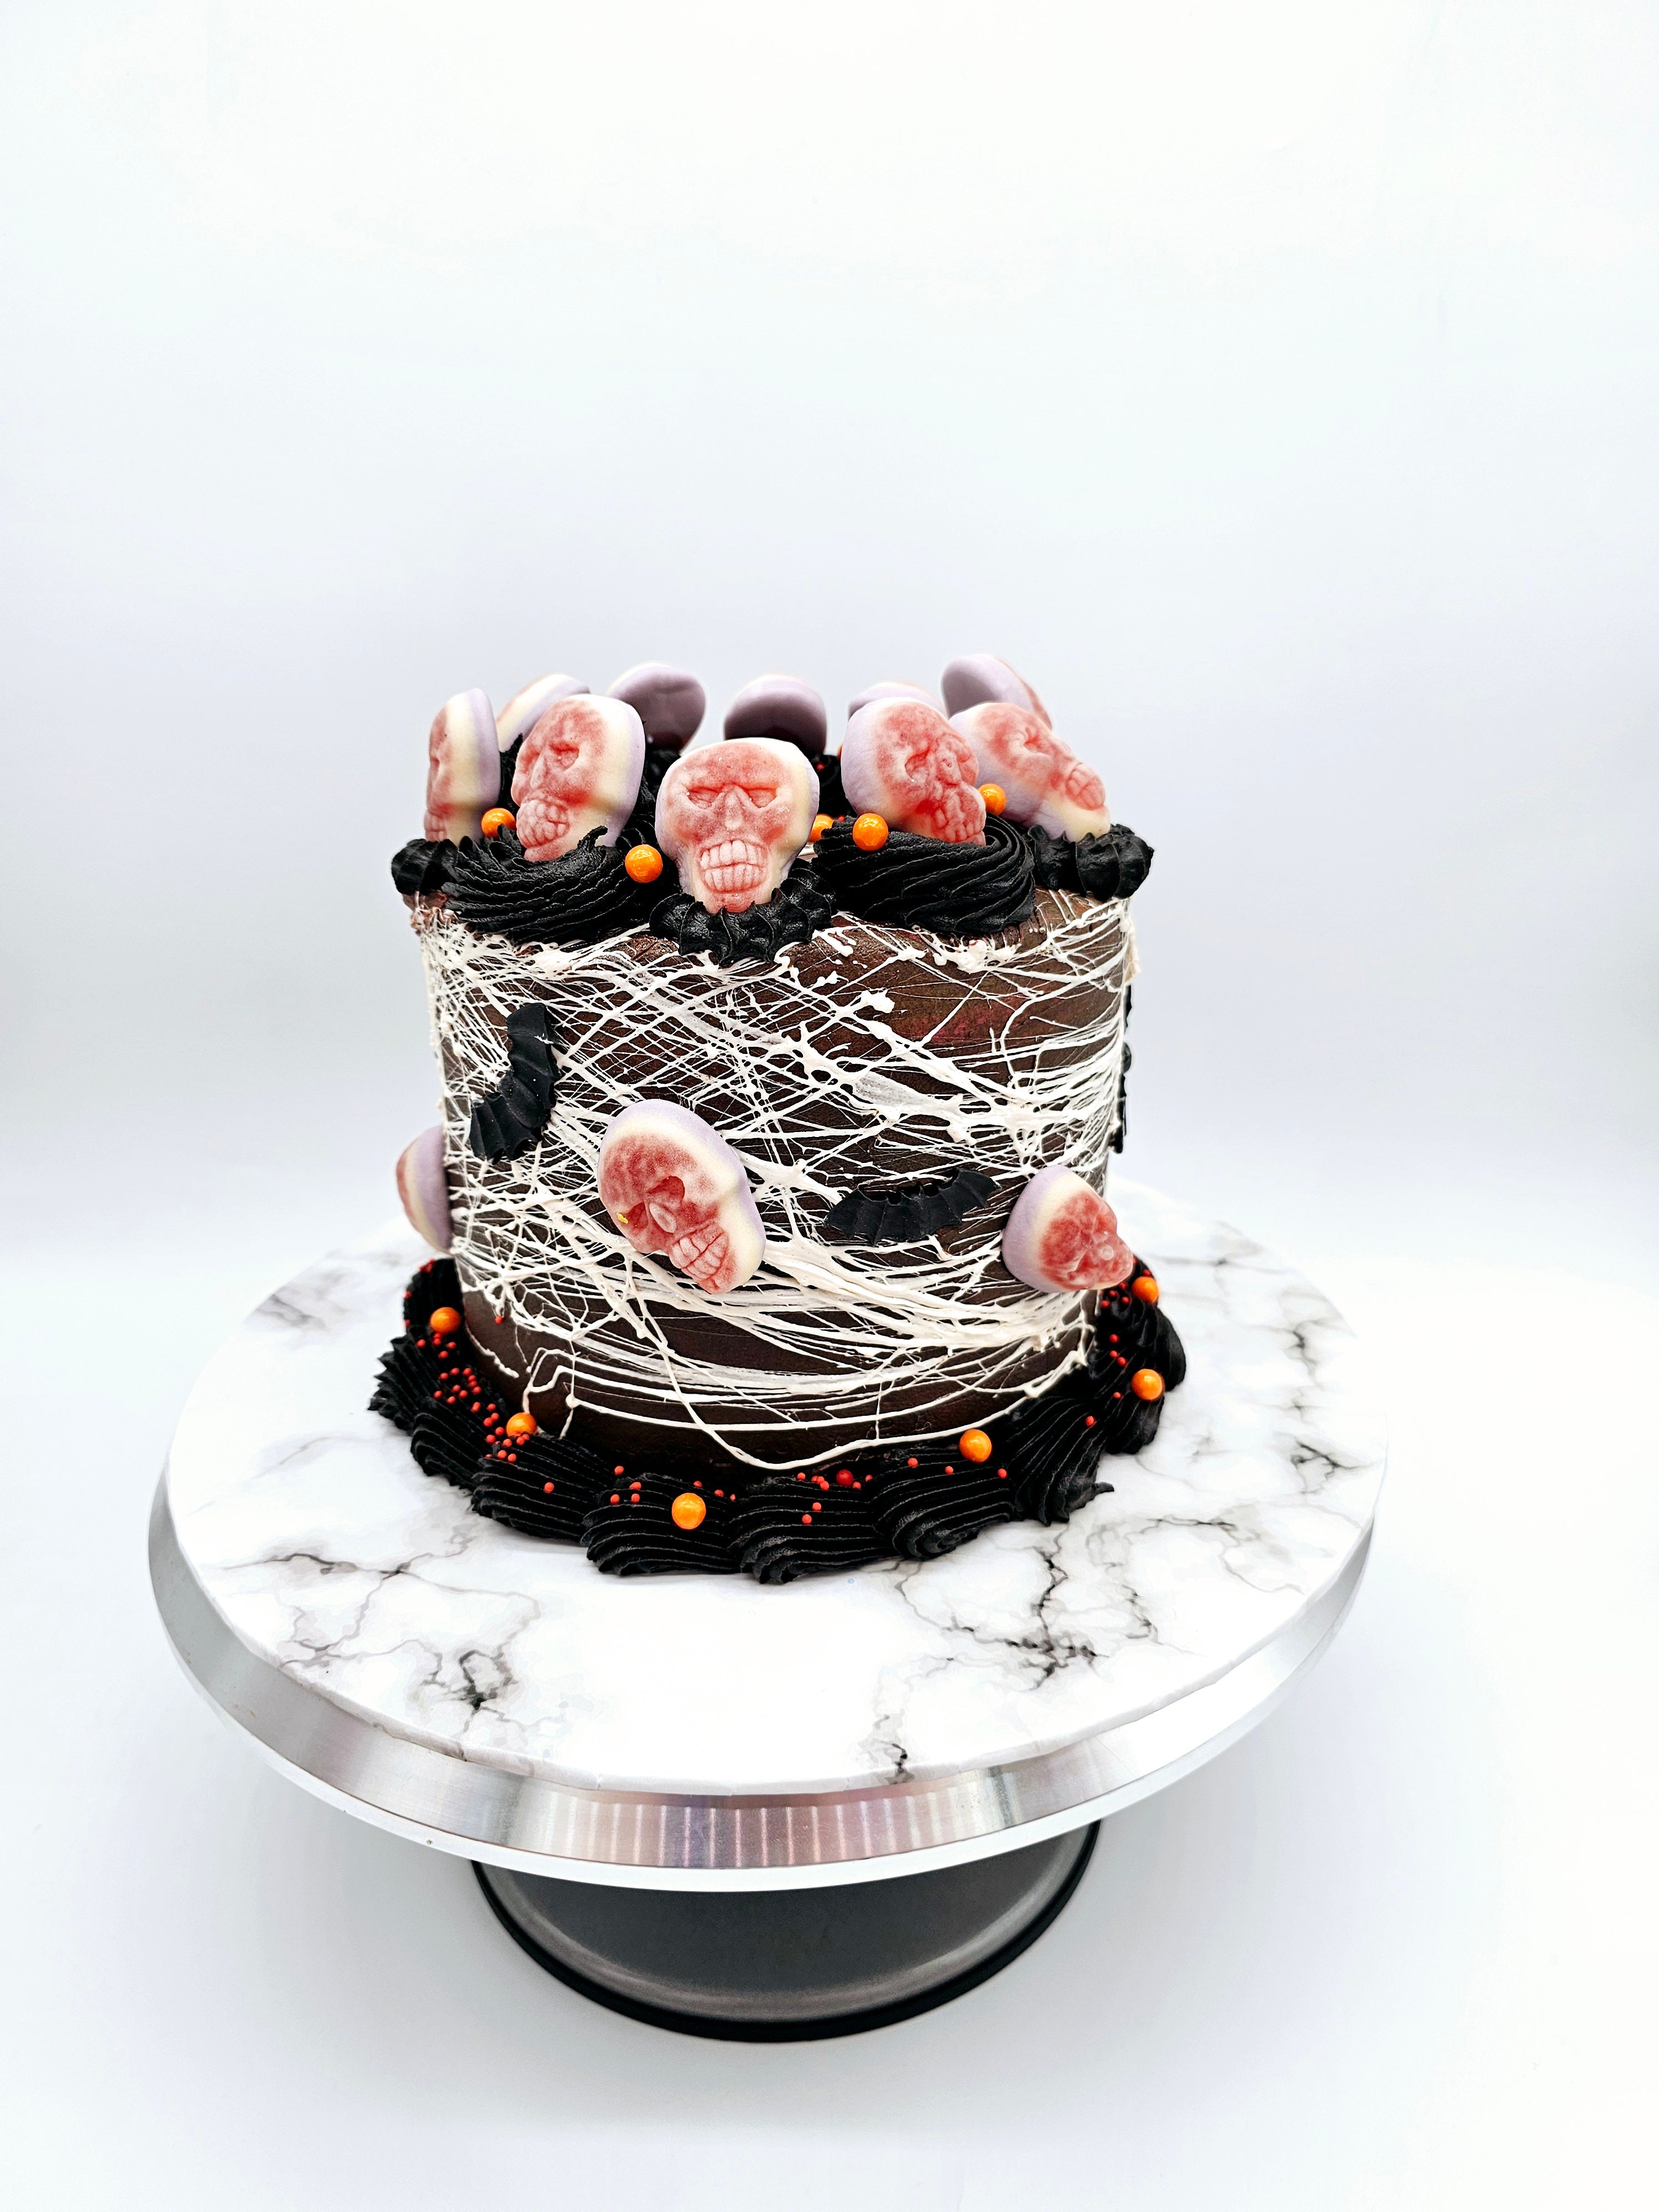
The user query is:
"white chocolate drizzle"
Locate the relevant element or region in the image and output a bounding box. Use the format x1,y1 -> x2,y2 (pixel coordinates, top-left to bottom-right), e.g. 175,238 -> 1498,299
416,890 -> 1132,1468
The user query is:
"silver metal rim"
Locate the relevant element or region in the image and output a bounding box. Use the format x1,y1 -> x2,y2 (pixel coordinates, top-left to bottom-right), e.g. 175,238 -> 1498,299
151,1478 -> 1369,1890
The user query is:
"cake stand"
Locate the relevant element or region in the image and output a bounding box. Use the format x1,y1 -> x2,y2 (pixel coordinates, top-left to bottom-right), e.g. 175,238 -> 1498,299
149,1183 -> 1385,2039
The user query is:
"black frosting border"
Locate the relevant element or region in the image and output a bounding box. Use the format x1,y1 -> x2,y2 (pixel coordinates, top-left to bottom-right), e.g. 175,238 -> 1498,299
369,1256 -> 1186,1583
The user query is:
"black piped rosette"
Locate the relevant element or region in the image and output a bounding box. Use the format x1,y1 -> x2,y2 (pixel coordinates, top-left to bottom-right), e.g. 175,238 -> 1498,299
813,812 -> 1037,938
390,838 -> 457,896
1025,822 -> 1154,900
368,1255 -> 1186,1582
649,863 -> 834,967
445,825 -> 665,950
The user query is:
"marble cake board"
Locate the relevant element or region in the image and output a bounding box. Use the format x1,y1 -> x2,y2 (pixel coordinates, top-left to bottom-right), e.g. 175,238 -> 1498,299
150,1183 -> 1385,2036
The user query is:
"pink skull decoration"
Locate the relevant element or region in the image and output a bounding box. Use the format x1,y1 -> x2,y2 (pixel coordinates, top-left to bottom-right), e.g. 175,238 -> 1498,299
423,688 -> 498,843
1001,1165 -> 1134,1295
941,652 -> 1051,728
839,698 -> 988,845
597,1100 -> 765,1295
395,1125 -> 450,1252
655,738 -> 818,913
511,695 -> 645,862
951,702 -> 1110,841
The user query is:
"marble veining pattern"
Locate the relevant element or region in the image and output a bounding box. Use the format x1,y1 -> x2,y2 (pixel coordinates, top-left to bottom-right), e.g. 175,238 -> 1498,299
164,1185 -> 1386,1797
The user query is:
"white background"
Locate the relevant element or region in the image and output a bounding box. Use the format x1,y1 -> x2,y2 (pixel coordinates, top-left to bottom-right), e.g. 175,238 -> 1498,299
2,5 -> 1655,2206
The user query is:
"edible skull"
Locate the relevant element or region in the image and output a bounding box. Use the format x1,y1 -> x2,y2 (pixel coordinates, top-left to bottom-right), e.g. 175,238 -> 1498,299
1001,1165 -> 1134,1294
940,652 -> 1051,727
512,695 -> 645,862
597,1101 -> 765,1295
951,702 -> 1109,840
423,688 -> 498,843
839,697 -> 987,844
655,738 -> 818,912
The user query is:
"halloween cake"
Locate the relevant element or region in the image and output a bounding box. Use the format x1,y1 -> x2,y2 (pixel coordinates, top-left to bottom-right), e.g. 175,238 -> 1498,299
375,654 -> 1185,1580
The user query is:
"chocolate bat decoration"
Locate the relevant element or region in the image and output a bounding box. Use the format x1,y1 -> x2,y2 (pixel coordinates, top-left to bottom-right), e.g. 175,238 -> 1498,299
467,1003 -> 559,1161
821,1167 -> 997,1246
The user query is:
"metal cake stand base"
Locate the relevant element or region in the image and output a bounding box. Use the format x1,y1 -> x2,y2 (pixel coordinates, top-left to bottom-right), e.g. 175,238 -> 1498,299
149,1199 -> 1385,2038
473,1825 -> 1098,2040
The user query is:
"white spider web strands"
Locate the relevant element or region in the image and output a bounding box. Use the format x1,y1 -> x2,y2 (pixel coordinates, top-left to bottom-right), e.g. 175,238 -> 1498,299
416,889 -> 1135,1469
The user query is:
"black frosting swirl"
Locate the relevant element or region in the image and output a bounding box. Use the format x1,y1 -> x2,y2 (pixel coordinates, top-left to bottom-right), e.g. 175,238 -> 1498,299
446,827 -> 662,950
471,1428 -> 608,1543
813,813 -> 1036,938
1025,823 -> 1154,900
734,1473 -> 885,1583
390,838 -> 457,896
867,1439 -> 1020,1559
581,1470 -> 740,1575
368,1256 -> 1186,1580
650,861 -> 834,968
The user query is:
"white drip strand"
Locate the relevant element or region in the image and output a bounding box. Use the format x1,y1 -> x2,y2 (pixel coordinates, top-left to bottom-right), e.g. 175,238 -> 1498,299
417,890 -> 1132,1467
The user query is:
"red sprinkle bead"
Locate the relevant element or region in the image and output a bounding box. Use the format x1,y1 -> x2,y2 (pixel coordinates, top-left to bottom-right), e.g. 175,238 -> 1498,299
1084,1415 -> 1097,1427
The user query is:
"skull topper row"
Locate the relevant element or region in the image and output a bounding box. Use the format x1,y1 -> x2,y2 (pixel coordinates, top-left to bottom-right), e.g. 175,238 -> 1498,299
403,1105 -> 1133,1307
420,652 -> 1112,916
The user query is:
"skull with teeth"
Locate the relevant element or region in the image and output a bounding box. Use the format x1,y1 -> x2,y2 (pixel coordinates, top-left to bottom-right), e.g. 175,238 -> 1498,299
655,738 -> 818,913
511,695 -> 644,862
597,1101 -> 765,1295
951,702 -> 1109,841
839,697 -> 988,844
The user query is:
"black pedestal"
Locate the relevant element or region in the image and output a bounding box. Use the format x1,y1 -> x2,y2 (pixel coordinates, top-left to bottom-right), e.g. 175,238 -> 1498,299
476,1823 -> 1098,2041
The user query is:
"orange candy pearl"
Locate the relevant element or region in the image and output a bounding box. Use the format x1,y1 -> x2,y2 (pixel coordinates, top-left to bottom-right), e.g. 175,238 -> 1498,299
959,1428 -> 993,1463
625,844 -> 665,884
1131,1369 -> 1164,1401
978,784 -> 1007,816
810,812 -> 833,843
481,808 -> 515,838
1131,1274 -> 1160,1304
504,1411 -> 538,1439
427,1306 -> 462,1337
852,812 -> 890,851
671,1491 -> 707,1531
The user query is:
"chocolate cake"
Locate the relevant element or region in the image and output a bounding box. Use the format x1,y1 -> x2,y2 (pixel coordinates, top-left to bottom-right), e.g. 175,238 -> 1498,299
375,655 -> 1185,1580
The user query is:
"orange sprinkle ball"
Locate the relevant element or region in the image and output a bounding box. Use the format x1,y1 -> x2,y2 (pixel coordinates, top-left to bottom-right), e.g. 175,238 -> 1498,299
427,1306 -> 462,1337
1131,1369 -> 1165,1402
851,812 -> 890,852
958,1428 -> 994,1463
810,812 -> 833,843
1131,1275 -> 1160,1305
671,1492 -> 707,1531
625,844 -> 665,884
504,1411 -> 538,1440
481,807 -> 516,838
978,784 -> 1008,816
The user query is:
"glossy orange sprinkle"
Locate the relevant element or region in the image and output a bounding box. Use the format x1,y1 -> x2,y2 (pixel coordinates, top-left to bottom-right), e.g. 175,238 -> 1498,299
1131,1275 -> 1160,1305
978,784 -> 1007,816
1131,1369 -> 1165,1401
504,1411 -> 538,1439
852,812 -> 890,852
810,812 -> 833,843
958,1428 -> 993,1463
427,1307 -> 462,1337
625,843 -> 665,884
481,807 -> 515,838
671,1491 -> 707,1531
